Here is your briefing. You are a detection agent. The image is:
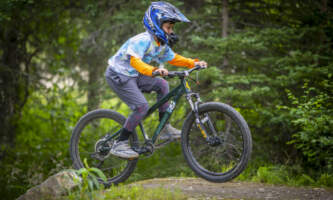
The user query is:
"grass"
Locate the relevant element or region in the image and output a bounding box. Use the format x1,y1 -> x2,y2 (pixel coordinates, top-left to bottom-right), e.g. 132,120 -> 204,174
236,161 -> 333,188
67,184 -> 188,200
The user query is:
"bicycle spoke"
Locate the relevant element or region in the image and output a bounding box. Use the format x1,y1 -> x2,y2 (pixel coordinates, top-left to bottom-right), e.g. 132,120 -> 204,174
100,162 -> 127,172
96,160 -> 104,168
71,110 -> 138,184
187,109 -> 245,175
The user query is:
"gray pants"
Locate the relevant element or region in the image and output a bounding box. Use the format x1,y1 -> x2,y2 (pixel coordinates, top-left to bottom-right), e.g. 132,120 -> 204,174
106,69 -> 169,131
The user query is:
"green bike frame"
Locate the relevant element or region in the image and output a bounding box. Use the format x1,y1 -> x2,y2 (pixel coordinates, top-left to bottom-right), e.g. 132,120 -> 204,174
145,77 -> 191,143
107,77 -> 192,145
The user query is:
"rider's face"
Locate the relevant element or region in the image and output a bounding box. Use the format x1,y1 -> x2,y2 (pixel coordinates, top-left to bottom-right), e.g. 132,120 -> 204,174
162,22 -> 174,34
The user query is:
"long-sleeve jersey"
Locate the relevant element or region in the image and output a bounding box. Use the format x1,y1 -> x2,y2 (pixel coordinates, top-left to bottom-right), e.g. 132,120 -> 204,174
107,31 -> 198,77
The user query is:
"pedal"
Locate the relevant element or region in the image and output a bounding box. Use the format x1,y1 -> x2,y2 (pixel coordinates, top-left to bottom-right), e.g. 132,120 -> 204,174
133,141 -> 154,156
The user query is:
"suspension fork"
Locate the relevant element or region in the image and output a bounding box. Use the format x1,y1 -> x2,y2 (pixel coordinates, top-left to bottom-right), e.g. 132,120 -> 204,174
186,93 -> 218,140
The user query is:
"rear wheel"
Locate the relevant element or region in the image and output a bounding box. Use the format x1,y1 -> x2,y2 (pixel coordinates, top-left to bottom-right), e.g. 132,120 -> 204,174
181,102 -> 252,182
70,109 -> 138,185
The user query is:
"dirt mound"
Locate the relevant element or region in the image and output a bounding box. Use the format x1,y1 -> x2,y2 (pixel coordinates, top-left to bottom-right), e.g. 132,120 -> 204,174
132,177 -> 333,200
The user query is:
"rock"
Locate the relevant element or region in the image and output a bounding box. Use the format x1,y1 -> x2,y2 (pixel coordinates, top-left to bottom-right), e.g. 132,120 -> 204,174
186,186 -> 194,191
17,170 -> 79,200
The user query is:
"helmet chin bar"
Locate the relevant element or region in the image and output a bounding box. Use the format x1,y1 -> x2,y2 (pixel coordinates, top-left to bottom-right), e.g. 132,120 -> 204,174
156,32 -> 179,47
167,33 -> 179,47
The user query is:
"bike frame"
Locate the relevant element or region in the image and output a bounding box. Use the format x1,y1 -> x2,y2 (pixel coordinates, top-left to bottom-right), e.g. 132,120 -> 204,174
107,77 -> 192,145
143,77 -> 191,143
95,66 -> 221,157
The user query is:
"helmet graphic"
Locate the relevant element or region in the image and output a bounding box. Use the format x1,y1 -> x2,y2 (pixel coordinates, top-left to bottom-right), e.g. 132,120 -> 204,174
143,1 -> 190,46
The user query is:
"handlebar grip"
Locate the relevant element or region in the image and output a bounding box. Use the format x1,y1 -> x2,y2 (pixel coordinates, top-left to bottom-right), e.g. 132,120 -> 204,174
194,65 -> 203,69
152,71 -> 160,77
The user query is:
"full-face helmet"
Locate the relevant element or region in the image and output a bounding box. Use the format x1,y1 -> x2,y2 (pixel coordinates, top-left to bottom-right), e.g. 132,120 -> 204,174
143,1 -> 190,46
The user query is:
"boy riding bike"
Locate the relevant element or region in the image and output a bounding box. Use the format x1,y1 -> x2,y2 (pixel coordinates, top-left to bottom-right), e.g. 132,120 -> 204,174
105,1 -> 207,159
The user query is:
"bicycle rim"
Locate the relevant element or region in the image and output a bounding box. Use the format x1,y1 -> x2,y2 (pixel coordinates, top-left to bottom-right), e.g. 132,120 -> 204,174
186,109 -> 246,176
73,112 -> 137,184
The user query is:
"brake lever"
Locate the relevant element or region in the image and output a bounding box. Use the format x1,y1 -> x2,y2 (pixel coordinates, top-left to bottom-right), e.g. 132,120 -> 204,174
152,71 -> 160,77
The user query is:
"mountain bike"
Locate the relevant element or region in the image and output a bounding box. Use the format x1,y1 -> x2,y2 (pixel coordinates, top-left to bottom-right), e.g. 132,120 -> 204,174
69,65 -> 252,186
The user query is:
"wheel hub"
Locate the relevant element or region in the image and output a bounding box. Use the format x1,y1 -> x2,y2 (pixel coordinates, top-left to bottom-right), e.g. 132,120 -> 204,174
207,136 -> 222,147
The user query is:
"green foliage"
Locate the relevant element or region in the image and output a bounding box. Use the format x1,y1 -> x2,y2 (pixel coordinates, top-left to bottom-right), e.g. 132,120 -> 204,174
68,184 -> 187,200
67,158 -> 107,200
102,185 -> 187,200
237,162 -> 333,187
282,82 -> 333,172
253,166 -> 290,185
317,174 -> 333,187
0,86 -> 85,199
66,160 -> 187,200
189,24 -> 333,169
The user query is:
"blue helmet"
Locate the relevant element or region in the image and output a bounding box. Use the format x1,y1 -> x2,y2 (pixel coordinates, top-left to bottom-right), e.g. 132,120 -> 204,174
143,1 -> 190,46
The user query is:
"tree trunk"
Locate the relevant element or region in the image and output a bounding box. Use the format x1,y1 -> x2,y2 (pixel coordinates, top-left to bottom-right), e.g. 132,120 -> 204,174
321,0 -> 327,13
87,65 -> 100,111
222,0 -> 229,68
0,31 -> 29,151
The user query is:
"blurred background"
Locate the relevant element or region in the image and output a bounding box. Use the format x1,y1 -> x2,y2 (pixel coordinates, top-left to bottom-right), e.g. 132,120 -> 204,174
0,0 -> 332,199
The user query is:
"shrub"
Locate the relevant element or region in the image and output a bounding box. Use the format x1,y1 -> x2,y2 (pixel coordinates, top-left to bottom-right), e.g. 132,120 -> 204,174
283,81 -> 333,172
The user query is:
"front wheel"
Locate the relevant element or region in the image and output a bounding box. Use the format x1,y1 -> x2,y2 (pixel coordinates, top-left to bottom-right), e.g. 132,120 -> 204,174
181,102 -> 252,183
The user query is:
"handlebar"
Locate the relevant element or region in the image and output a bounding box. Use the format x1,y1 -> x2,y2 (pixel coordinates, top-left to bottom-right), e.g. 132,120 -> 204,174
152,65 -> 204,78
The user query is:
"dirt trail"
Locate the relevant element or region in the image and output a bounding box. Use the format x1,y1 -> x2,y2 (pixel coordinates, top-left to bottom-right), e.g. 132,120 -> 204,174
132,177 -> 333,200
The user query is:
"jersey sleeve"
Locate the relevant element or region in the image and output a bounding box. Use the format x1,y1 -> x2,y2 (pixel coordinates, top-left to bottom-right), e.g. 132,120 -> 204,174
130,56 -> 157,76
168,53 -> 199,68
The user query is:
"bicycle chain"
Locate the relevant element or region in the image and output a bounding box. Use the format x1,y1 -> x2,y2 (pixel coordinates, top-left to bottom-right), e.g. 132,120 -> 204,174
132,139 -> 180,160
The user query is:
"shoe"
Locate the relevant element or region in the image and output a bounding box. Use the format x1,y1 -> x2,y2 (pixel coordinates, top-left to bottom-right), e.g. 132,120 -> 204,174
159,124 -> 181,140
110,140 -> 139,159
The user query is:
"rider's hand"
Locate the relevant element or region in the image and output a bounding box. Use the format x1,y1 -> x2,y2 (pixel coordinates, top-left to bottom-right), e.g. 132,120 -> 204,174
194,61 -> 208,69
155,68 -> 169,76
